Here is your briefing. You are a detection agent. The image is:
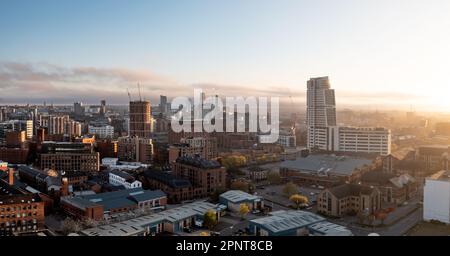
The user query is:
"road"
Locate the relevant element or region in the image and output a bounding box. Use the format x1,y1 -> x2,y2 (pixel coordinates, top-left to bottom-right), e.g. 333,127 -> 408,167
331,207 -> 423,236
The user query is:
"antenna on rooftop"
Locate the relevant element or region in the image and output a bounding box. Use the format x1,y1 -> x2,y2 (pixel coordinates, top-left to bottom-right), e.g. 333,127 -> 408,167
137,83 -> 142,101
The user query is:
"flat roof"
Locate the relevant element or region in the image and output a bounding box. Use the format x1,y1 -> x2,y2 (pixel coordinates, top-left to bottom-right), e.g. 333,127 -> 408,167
250,210 -> 325,234
280,154 -> 373,176
308,222 -> 352,236
63,188 -> 166,211
81,201 -> 218,236
219,190 -> 261,203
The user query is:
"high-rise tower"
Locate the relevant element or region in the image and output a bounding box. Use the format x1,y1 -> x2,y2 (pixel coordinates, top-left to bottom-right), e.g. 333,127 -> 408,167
129,101 -> 152,138
306,76 -> 336,150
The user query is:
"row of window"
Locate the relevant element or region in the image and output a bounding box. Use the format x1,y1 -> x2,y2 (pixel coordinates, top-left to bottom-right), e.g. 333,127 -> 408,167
0,205 -> 38,212
1,212 -> 39,218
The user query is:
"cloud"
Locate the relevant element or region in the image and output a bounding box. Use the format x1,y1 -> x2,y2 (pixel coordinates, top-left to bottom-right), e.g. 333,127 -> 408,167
0,61 -> 423,110
0,61 -> 183,104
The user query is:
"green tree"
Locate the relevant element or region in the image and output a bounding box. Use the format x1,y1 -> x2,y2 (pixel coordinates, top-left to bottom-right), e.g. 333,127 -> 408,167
282,182 -> 299,197
203,210 -> 218,230
289,194 -> 309,209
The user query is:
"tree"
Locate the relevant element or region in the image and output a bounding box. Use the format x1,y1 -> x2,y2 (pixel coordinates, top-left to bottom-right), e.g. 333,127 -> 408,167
282,182 -> 299,197
203,210 -> 218,230
289,194 -> 309,209
82,218 -> 99,229
210,187 -> 227,202
61,218 -> 82,235
267,171 -> 281,185
221,155 -> 247,169
230,180 -> 250,192
200,231 -> 210,236
239,203 -> 250,219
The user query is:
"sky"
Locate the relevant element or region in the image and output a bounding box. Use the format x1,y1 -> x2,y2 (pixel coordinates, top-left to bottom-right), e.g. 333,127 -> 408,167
1,0 -> 450,111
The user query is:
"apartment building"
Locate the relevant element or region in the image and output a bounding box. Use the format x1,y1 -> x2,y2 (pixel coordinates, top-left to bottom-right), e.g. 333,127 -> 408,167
317,184 -> 381,217
0,194 -> 45,236
88,124 -> 114,139
168,136 -> 218,162
118,136 -> 153,164
172,155 -> 227,195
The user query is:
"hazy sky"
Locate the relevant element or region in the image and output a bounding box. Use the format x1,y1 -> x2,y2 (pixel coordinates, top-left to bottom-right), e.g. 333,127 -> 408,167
1,0 -> 450,111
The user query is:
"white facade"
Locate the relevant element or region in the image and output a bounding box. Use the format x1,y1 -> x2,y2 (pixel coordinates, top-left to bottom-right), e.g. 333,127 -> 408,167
102,157 -> 119,166
88,125 -> 114,138
424,171 -> 450,224
109,170 -> 142,189
328,126 -> 391,156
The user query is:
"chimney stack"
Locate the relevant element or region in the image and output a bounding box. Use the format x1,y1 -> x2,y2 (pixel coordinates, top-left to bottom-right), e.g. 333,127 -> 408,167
61,177 -> 69,196
8,168 -> 14,186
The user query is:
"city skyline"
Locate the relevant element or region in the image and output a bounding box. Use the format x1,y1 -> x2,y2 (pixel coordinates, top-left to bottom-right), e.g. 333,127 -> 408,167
1,0 -> 450,111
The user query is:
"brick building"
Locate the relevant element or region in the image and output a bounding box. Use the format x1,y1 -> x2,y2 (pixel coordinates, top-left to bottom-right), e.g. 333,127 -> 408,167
61,187 -> 167,220
143,169 -> 204,203
0,194 -> 45,236
172,155 -> 227,195
317,184 -> 381,217
169,136 -> 218,162
118,136 -> 153,164
40,153 -> 100,173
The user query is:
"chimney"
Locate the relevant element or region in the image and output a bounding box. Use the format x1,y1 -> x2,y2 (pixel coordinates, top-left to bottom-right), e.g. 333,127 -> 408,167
8,168 -> 14,186
61,177 -> 69,196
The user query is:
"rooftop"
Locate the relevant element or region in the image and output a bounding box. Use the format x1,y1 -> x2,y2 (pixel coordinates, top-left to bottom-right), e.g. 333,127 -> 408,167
0,194 -> 41,205
250,210 -> 325,233
176,155 -> 222,169
308,221 -> 353,236
219,190 -> 261,203
280,154 -> 373,176
81,201 -> 218,236
427,170 -> 450,182
328,184 -> 376,199
63,187 -> 166,211
144,169 -> 193,189
109,169 -> 135,182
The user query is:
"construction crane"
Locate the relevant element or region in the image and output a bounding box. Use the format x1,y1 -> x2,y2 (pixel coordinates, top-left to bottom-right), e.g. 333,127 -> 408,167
127,88 -> 132,102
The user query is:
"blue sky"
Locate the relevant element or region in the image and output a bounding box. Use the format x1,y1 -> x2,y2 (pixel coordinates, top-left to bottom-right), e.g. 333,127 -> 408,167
1,0 -> 450,110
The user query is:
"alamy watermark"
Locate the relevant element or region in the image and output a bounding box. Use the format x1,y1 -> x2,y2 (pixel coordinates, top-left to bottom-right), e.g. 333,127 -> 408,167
171,89 -> 279,143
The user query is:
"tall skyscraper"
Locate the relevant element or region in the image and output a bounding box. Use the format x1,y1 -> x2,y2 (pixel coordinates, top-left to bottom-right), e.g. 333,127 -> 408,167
100,100 -> 106,116
129,101 -> 152,138
74,102 -> 85,116
159,95 -> 167,114
306,76 -> 336,150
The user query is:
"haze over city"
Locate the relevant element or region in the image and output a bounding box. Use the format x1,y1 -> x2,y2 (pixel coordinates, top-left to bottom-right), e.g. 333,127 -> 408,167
1,0 -> 450,111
